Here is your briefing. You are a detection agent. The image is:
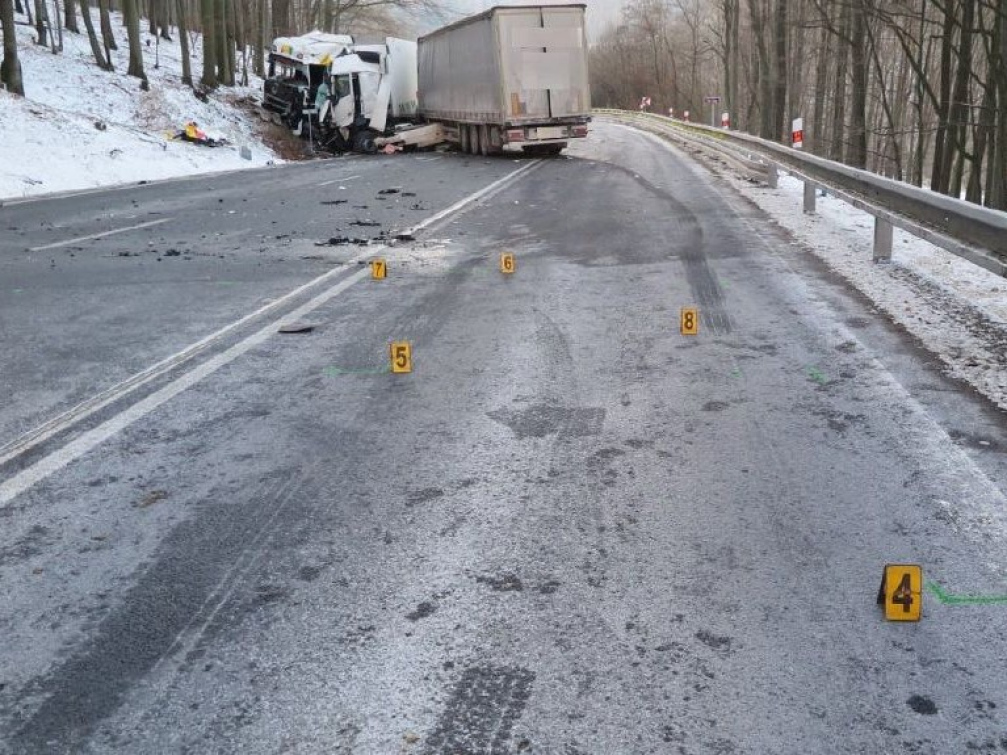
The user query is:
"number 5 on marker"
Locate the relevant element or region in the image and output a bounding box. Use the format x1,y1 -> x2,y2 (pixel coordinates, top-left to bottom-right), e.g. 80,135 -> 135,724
390,341 -> 412,374
371,259 -> 387,280
680,306 -> 699,336
500,253 -> 515,274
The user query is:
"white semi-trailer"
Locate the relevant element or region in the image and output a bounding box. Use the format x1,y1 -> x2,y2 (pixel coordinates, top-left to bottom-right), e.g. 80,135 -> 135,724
417,4 -> 591,155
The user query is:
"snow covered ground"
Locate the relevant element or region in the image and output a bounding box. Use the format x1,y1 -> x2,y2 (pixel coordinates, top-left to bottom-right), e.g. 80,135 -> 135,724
1,12 -> 278,200
730,170 -> 1007,411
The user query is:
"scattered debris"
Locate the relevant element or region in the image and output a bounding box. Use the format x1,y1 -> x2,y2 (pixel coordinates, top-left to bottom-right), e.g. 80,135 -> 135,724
320,200 -> 348,206
349,220 -> 381,227
316,237 -> 370,247
170,121 -> 230,148
378,188 -> 401,195
279,322 -> 319,334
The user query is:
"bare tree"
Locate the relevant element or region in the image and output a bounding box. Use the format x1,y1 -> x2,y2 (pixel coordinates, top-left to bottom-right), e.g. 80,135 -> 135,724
1,0 -> 25,94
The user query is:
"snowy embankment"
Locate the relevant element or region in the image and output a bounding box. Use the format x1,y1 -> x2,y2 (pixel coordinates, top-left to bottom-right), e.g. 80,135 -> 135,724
1,12 -> 278,200
730,171 -> 1007,410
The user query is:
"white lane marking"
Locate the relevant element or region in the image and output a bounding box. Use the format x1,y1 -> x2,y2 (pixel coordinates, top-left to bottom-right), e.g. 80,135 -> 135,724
0,266 -> 371,509
0,160 -> 540,507
318,175 -> 361,187
400,159 -> 542,237
415,156 -> 442,162
28,218 -> 173,251
0,261 -> 365,469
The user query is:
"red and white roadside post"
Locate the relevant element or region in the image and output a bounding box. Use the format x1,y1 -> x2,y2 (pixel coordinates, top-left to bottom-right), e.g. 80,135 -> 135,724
721,112 -> 730,129
792,117 -> 804,149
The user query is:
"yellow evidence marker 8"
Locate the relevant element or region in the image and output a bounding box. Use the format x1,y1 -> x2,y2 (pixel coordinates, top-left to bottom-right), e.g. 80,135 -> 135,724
390,342 -> 412,374
680,306 -> 699,336
500,253 -> 515,274
371,259 -> 387,280
877,564 -> 922,622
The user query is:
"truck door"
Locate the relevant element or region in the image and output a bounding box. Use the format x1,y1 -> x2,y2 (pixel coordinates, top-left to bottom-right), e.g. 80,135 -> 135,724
540,7 -> 589,118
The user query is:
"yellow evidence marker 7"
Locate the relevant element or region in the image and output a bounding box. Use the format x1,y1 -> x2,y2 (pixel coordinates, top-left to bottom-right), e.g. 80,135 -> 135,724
877,564 -> 922,622
680,306 -> 699,336
390,342 -> 412,374
371,259 -> 387,280
500,253 -> 515,274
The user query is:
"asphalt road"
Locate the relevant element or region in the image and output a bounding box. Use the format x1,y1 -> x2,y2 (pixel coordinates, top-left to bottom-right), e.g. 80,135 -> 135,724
2,123 -> 1007,754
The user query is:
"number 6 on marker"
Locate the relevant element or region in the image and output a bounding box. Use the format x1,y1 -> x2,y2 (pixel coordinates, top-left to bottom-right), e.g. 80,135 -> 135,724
680,306 -> 699,336
500,253 -> 515,274
390,341 -> 412,374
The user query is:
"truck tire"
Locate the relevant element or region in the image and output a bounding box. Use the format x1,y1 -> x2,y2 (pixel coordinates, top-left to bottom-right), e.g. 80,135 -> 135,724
479,125 -> 490,156
470,125 -> 481,156
459,124 -> 470,154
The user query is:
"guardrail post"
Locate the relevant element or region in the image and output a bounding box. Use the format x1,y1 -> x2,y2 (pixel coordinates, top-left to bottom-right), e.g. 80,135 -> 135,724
803,181 -> 816,214
767,163 -> 778,188
873,217 -> 893,262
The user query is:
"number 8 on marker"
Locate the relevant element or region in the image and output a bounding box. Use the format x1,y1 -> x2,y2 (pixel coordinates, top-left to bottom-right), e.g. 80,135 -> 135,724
680,306 -> 699,336
390,342 -> 412,373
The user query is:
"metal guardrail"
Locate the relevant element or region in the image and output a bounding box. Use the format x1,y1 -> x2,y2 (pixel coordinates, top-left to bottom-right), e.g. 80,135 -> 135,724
595,109 -> 1007,277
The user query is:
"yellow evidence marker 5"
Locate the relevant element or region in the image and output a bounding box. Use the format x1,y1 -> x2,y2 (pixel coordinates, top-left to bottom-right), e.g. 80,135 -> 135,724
500,253 -> 515,274
877,564 -> 922,622
371,259 -> 387,280
390,342 -> 412,374
680,306 -> 699,336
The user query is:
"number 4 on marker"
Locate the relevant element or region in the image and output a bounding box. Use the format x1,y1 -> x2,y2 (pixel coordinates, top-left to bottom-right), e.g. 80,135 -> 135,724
680,306 -> 699,336
390,341 -> 412,374
877,564 -> 922,622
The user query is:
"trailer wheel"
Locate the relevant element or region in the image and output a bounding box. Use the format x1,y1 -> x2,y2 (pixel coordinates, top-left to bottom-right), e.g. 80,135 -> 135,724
470,125 -> 481,156
479,125 -> 490,156
459,124 -> 470,154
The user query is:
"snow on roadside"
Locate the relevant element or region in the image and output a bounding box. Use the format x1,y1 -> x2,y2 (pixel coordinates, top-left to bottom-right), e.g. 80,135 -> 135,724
730,171 -> 1007,411
1,12 -> 278,200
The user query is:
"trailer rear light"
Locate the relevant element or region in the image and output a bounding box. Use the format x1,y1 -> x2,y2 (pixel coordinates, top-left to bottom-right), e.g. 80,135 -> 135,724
573,125 -> 588,137
506,129 -> 525,143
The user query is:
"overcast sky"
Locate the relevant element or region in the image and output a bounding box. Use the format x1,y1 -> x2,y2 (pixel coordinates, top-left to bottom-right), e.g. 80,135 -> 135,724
420,1 -> 625,37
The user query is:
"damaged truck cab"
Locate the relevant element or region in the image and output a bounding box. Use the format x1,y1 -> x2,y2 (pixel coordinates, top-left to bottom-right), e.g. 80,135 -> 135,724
320,38 -> 419,154
263,31 -> 354,135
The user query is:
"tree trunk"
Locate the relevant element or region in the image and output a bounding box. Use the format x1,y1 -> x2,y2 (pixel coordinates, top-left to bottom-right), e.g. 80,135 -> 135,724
78,0 -> 111,69
271,0 -> 289,39
846,0 -> 867,168
771,0 -> 787,141
33,0 -> 47,45
200,0 -> 217,87
177,0 -> 192,85
810,8 -> 832,155
123,0 -> 145,80
254,0 -> 265,77
63,0 -> 77,32
990,0 -> 1007,208
1,0 -> 26,95
829,1 -> 851,161
98,0 -> 117,52
213,0 -> 229,84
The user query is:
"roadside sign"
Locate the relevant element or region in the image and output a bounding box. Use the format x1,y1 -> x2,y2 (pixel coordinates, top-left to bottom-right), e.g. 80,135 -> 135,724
371,259 -> 387,280
792,117 -> 804,149
500,253 -> 515,274
703,96 -> 721,103
680,307 -> 699,336
877,564 -> 922,621
390,342 -> 412,374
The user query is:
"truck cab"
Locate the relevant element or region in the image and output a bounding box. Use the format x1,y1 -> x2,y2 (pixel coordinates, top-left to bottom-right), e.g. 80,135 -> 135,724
263,32 -> 353,134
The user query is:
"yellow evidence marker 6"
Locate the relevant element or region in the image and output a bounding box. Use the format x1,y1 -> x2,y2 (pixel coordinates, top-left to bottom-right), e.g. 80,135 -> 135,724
500,253 -> 515,274
680,306 -> 699,336
877,564 -> 922,622
390,342 -> 412,374
371,259 -> 387,280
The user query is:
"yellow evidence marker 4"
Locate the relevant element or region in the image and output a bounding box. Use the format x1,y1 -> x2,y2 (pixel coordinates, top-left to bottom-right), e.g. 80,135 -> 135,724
877,564 -> 922,622
500,253 -> 515,274
390,342 -> 412,374
371,259 -> 387,280
680,306 -> 699,336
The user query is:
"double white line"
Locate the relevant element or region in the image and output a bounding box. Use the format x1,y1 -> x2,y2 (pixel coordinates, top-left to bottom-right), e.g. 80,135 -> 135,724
0,159 -> 542,508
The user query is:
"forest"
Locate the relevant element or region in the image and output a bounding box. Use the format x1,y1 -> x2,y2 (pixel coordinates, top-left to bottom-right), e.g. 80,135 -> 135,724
0,0 -> 440,94
590,0 -> 1007,209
